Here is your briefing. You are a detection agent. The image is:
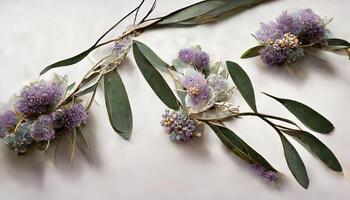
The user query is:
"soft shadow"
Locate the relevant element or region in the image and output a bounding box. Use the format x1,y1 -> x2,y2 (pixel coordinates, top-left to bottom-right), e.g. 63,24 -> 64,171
2,147 -> 46,187
53,111 -> 102,178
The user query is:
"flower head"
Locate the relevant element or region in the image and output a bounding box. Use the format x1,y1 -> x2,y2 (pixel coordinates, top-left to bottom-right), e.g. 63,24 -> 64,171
15,80 -> 64,115
207,74 -> 231,102
4,121 -> 33,153
62,104 -> 88,130
252,164 -> 278,182
178,47 -> 210,70
0,110 -> 18,138
30,114 -> 55,141
161,109 -> 196,142
296,9 -> 327,44
182,69 -> 213,112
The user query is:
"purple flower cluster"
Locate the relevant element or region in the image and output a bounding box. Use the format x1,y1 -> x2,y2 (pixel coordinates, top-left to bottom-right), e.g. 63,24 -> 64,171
252,164 -> 279,182
61,104 -> 88,130
179,47 -> 210,70
15,81 -> 64,115
182,69 -> 212,112
1,79 -> 89,154
0,110 -> 18,138
161,110 -> 196,142
256,9 -> 327,66
31,114 -> 55,141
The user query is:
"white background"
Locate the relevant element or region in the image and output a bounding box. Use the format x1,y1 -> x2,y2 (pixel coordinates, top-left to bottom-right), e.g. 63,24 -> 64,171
0,0 -> 350,199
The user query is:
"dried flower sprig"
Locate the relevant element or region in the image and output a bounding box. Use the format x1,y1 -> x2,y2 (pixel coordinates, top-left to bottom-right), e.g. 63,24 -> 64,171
132,42 -> 342,189
241,9 -> 350,67
0,75 -> 89,158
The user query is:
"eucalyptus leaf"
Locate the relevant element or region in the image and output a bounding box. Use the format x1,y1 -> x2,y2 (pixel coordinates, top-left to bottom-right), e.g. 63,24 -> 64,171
282,129 -> 342,172
326,38 -> 350,48
75,84 -> 98,97
104,70 -> 133,140
133,41 -> 180,110
208,123 -> 277,172
279,133 -> 309,189
40,47 -> 94,75
226,61 -> 257,112
241,45 -> 264,58
67,82 -> 76,91
263,93 -> 334,134
76,126 -> 89,149
156,0 -> 225,25
133,41 -> 171,72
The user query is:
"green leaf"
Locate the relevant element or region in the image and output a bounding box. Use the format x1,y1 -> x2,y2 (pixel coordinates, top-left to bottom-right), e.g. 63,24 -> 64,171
133,41 -> 171,72
133,41 -> 180,110
75,84 -> 98,97
263,93 -> 334,134
208,123 -> 277,172
226,61 -> 257,112
104,70 -> 133,140
158,0 -> 271,26
40,47 -> 94,75
279,133 -> 309,189
67,82 -> 76,91
156,0 -> 225,25
282,129 -> 342,172
241,45 -> 264,58
326,38 -> 350,48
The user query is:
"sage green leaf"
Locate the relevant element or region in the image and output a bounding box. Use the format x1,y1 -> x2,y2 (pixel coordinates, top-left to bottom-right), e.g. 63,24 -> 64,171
156,0 -> 225,25
104,70 -> 133,140
133,41 -> 180,110
282,129 -> 342,172
40,47 -> 94,75
67,82 -> 76,91
159,0 -> 271,26
133,41 -> 171,72
326,38 -> 350,48
279,133 -> 309,189
208,123 -> 277,172
241,45 -> 264,58
226,61 -> 257,112
263,93 -> 334,134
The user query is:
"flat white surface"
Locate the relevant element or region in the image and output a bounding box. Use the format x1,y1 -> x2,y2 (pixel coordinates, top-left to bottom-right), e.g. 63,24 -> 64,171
0,0 -> 350,199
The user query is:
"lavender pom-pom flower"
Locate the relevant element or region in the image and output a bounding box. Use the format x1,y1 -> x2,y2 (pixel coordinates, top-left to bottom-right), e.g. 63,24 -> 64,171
161,109 -> 197,142
242,9 -> 349,67
15,80 -> 65,115
178,47 -> 210,70
62,104 -> 88,130
30,114 -> 55,141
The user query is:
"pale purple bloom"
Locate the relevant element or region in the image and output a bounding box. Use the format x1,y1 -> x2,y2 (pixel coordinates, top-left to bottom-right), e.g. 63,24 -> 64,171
0,110 -> 18,128
31,114 -> 55,141
296,9 -> 327,44
179,48 -> 196,64
161,109 -> 196,142
182,69 -> 212,112
252,164 -> 278,182
4,121 -> 33,153
259,47 -> 288,66
179,48 -> 210,70
207,74 -> 231,102
62,104 -> 88,130
15,81 -> 64,115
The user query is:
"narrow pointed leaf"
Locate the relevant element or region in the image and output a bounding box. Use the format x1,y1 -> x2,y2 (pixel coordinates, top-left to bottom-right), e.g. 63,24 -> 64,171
40,47 -> 94,75
208,123 -> 276,172
104,70 -> 133,140
282,129 -> 342,172
241,45 -> 264,58
133,41 -> 171,72
67,82 -> 76,91
279,133 -> 309,189
326,38 -> 350,48
264,93 -> 334,134
133,41 -> 180,110
226,61 -> 257,112
156,0 -> 225,25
